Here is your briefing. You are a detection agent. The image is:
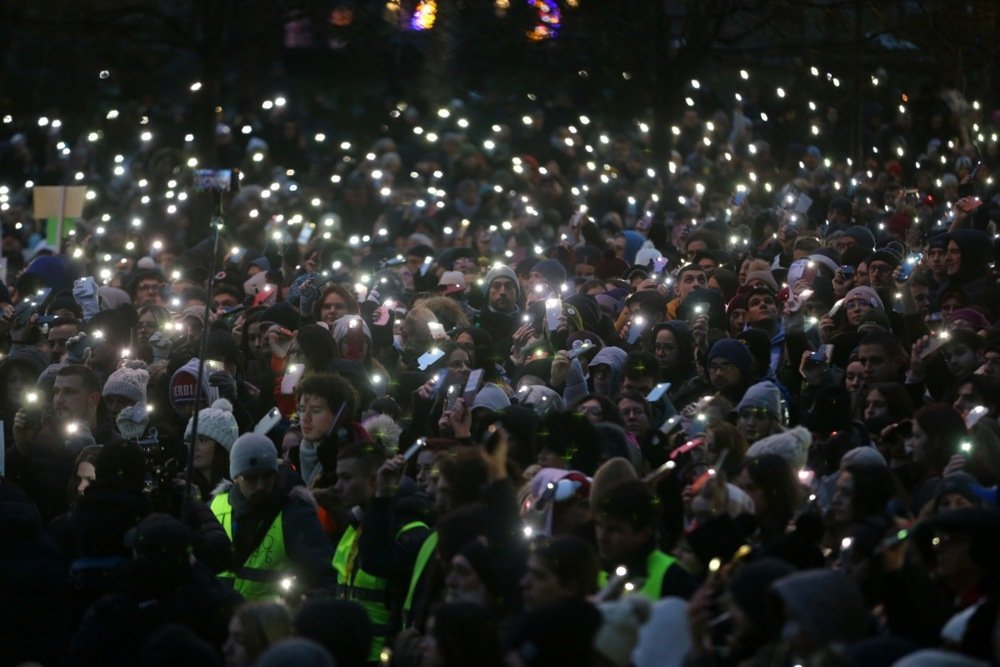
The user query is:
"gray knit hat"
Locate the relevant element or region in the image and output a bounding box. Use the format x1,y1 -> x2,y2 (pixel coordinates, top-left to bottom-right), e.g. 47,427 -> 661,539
229,433 -> 278,479
103,362 -> 150,404
185,398 -> 239,452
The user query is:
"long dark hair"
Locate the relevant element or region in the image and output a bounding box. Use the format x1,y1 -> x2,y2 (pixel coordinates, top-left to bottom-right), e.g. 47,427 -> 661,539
430,602 -> 501,667
743,454 -> 800,543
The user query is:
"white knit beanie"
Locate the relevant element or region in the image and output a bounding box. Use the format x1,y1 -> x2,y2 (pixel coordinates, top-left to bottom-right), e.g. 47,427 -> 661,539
103,362 -> 150,404
185,398 -> 239,452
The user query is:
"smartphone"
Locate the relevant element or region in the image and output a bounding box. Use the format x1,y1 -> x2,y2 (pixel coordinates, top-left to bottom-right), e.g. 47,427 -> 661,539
427,321 -> 446,340
402,438 -> 426,462
670,437 -> 705,460
827,298 -> 846,318
806,344 -> 833,365
566,340 -> 595,360
445,384 -> 461,411
463,369 -> 484,405
646,382 -> 671,403
343,317 -> 365,360
627,315 -> 647,344
417,347 -> 446,371
652,257 -> 669,274
281,363 -> 305,394
13,288 -> 52,328
898,253 -> 922,282
966,405 -> 989,430
545,298 -> 562,332
838,265 -> 855,278
297,223 -> 316,246
253,407 -> 282,435
921,332 -> 950,360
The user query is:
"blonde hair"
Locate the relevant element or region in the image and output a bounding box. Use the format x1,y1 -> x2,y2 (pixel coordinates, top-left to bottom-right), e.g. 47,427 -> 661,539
234,601 -> 294,663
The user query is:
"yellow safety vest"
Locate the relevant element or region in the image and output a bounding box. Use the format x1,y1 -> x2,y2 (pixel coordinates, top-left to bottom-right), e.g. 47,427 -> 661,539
333,520 -> 428,662
597,549 -> 678,601
211,492 -> 288,601
402,530 -> 438,623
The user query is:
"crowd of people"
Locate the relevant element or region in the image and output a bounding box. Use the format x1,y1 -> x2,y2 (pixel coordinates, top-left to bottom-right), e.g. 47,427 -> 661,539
4,75 -> 1000,667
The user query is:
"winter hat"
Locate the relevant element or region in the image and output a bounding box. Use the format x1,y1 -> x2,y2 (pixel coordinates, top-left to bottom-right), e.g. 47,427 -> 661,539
259,300 -> 302,332
516,384 -> 565,416
933,472 -> 983,509
485,265 -> 521,299
332,316 -> 372,344
361,413 -> 403,452
840,445 -> 887,469
736,382 -> 784,421
229,433 -> 278,479
844,286 -> 884,311
458,540 -> 500,596
437,270 -> 467,295
808,253 -> 840,275
532,259 -> 568,288
591,458 -> 639,508
950,308 -> 991,331
772,570 -> 869,646
744,270 -> 779,293
843,225 -> 876,251
98,286 -> 132,310
116,402 -> 151,441
169,358 -> 220,414
746,425 -> 810,470
184,398 -> 238,452
255,639 -> 334,667
707,339 -> 753,378
728,558 -> 795,635
294,598 -> 372,667
633,241 -> 662,269
103,362 -> 150,404
124,512 -> 192,567
594,597 -> 652,667
595,252 -> 630,281
472,382 -> 511,412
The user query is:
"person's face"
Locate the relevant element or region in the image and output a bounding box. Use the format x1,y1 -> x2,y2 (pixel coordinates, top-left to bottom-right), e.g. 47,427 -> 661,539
910,284 -> 931,316
53,375 -> 96,423
455,332 -> 476,362
595,516 -> 651,565
320,291 -> 349,325
677,269 -> 708,300
952,382 -> 981,418
415,449 -> 436,493
938,493 -> 975,514
945,241 -> 962,276
943,344 -> 980,377
489,277 -> 517,313
618,398 -> 649,436
737,406 -> 773,443
578,399 -> 603,424
234,470 -> 276,505
834,236 -> 858,257
707,358 -> 742,391
193,435 -> 217,472
137,313 -> 159,345
728,308 -> 748,334
747,293 -> 777,325
857,343 -> 897,383
222,615 -> 248,667
686,240 -> 708,260
906,420 -> 930,463
334,457 -> 374,509
855,262 -> 870,286
933,531 -> 976,590
654,329 -> 680,371
445,554 -> 487,604
832,269 -> 855,298
831,470 -> 854,524
735,467 -> 768,516
104,393 -> 137,417
863,388 -> 889,422
212,293 -> 240,312
135,279 -> 164,306
980,350 -> 1000,381
845,297 -> 874,327
520,554 -> 573,611
590,364 -> 612,396
298,394 -> 335,442
47,323 -> 78,363
5,366 -> 34,407
613,236 -> 627,259
446,349 -> 472,386
621,374 -> 654,397
844,361 -> 864,393
76,461 -> 96,496
940,297 -> 962,317
247,322 -> 264,358
867,260 -> 894,288
926,247 -> 947,275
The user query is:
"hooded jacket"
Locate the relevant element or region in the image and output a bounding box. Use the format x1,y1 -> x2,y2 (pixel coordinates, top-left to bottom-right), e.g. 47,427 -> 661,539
940,230 -> 1000,317
588,346 -> 628,397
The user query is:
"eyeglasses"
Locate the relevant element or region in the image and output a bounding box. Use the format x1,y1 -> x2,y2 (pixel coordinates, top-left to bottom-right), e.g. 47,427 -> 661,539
577,405 -> 603,416
707,361 -> 738,373
739,407 -> 771,420
868,264 -> 893,275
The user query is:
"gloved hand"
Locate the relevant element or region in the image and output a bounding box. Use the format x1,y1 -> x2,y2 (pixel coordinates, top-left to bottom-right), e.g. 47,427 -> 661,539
147,331 -> 173,362
209,371 -> 238,403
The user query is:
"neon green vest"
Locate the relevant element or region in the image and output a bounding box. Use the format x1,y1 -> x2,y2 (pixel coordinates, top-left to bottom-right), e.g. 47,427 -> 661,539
211,492 -> 289,601
597,549 -> 678,601
402,530 -> 438,623
333,520 -> 427,662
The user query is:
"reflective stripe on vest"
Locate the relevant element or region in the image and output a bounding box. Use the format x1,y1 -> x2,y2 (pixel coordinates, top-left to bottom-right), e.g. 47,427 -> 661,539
333,520 -> 428,662
597,549 -> 677,601
211,492 -> 288,601
402,530 -> 438,622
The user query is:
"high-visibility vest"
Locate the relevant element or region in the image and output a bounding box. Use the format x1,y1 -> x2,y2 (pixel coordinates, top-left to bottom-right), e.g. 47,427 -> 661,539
333,520 -> 428,662
402,530 -> 438,623
597,549 -> 678,601
211,492 -> 289,601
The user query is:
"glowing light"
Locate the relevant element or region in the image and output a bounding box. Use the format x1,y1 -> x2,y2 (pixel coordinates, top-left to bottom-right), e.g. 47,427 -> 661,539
410,0 -> 437,30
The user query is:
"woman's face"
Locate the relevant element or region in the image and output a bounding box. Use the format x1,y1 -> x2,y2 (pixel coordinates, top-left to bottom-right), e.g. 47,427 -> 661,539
222,615 -> 248,667
193,435 -> 217,473
830,470 -> 854,524
863,388 -> 889,422
906,420 -> 930,463
415,449 -> 437,493
845,298 -> 873,327
446,349 -> 472,386
445,554 -> 487,604
735,467 -> 767,516
844,361 -> 864,393
577,399 -> 603,424
455,332 -> 477,365
320,291 -> 349,325
137,313 -> 158,345
737,407 -> 774,443
76,461 -> 96,496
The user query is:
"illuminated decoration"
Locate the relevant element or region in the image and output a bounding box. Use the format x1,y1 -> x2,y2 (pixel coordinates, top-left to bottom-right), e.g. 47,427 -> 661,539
527,0 -> 561,41
495,0 -> 510,16
410,0 -> 437,30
